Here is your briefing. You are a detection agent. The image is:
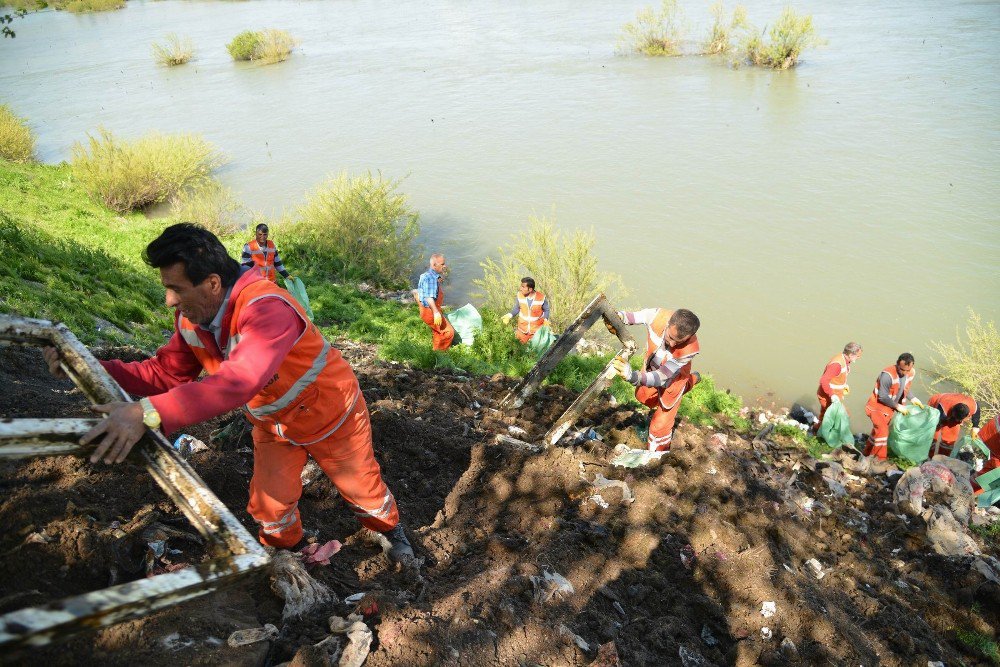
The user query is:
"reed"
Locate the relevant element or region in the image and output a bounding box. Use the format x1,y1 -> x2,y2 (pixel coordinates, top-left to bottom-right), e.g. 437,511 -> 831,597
617,0 -> 684,57
152,33 -> 194,66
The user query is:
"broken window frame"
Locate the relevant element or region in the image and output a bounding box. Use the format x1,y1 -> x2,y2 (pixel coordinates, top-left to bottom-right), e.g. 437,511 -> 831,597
501,295 -> 637,448
0,315 -> 270,650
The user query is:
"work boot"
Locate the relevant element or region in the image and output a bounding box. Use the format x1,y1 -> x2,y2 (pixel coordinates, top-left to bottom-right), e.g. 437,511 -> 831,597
381,524 -> 414,562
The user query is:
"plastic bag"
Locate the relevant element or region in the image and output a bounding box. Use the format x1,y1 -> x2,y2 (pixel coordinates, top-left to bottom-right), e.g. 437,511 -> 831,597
817,400 -> 853,447
527,325 -> 557,356
887,404 -> 940,463
447,304 -> 482,347
283,276 -> 314,321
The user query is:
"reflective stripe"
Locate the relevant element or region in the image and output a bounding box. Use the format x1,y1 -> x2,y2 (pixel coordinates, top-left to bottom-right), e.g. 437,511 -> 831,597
829,382 -> 848,389
248,338 -> 330,418
273,382 -> 362,447
260,504 -> 298,535
179,328 -> 205,348
520,315 -> 543,322
348,489 -> 395,520
659,384 -> 689,411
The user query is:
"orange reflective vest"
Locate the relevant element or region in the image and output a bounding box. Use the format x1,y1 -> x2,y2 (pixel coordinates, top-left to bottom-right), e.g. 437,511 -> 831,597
928,393 -> 978,445
866,365 -> 914,410
643,309 -> 700,410
517,291 -> 546,337
177,273 -> 360,445
822,353 -> 851,397
247,239 -> 279,282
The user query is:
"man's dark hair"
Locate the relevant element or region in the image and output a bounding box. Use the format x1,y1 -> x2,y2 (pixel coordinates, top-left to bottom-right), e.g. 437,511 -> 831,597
669,309 -> 700,339
521,277 -> 535,290
948,403 -> 970,422
144,223 -> 241,287
255,223 -> 269,233
897,352 -> 915,365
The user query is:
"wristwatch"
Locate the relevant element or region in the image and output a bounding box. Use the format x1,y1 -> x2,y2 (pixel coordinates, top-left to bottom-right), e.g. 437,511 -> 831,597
139,397 -> 161,429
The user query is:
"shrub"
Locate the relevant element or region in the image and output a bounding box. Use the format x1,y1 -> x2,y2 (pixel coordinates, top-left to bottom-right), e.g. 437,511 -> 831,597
704,3 -> 747,55
473,215 -> 624,332
0,104 -> 34,163
70,128 -> 226,213
227,30 -> 262,61
169,181 -> 247,237
152,33 -> 194,66
227,28 -> 296,63
57,0 -> 125,11
617,0 -> 684,57
739,7 -> 820,69
930,309 -> 999,423
285,172 -> 420,287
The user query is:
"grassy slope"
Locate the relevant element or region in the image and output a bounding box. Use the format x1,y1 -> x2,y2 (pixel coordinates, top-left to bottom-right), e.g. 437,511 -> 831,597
2,160 -> 767,430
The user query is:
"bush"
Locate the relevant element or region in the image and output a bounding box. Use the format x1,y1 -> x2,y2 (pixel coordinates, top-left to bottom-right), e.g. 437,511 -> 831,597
739,7 -> 820,69
285,172 -> 420,287
931,309 -> 999,423
56,0 -> 124,11
617,0 -> 684,57
70,128 -> 226,213
152,33 -> 194,66
704,3 -> 747,55
473,215 -> 624,332
169,181 -> 247,237
227,28 -> 296,63
0,104 -> 34,163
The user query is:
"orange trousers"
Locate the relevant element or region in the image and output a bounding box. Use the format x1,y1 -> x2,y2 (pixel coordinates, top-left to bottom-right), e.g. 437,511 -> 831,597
516,329 -> 535,344
864,400 -> 894,460
247,394 -> 399,548
419,306 -> 455,351
636,373 -> 699,452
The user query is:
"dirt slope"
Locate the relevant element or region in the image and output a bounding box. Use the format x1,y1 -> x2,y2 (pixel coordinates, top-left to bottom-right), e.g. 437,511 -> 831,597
0,341 -> 996,666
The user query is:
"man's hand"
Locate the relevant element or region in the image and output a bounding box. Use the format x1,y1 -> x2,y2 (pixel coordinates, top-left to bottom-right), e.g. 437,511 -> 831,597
972,427 -> 981,439
895,405 -> 909,415
502,313 -> 513,324
911,398 -> 924,409
616,311 -> 626,322
433,312 -> 443,327
843,385 -> 850,396
43,346 -> 67,379
612,357 -> 631,380
82,402 -> 147,464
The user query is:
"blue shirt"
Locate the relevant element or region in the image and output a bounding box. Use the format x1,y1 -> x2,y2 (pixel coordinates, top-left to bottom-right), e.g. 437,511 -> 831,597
417,269 -> 441,308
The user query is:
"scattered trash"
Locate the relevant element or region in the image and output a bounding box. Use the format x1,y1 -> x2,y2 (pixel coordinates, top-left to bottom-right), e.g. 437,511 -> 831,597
679,645 -> 710,666
24,531 -> 52,545
710,433 -> 728,448
147,539 -> 166,558
160,631 -> 194,651
760,627 -> 772,640
592,641 -> 621,667
680,544 -> 696,569
589,494 -> 610,509
227,623 -> 278,647
789,404 -> 818,427
329,613 -> 364,633
760,601 -> 776,618
780,637 -> 798,657
805,558 -> 826,580
700,625 -> 719,647
340,619 -> 373,667
299,539 -> 342,566
610,446 -> 666,468
531,570 -> 575,603
343,592 -> 366,605
707,466 -> 718,476
927,662 -> 945,667
613,601 -> 626,617
171,434 -> 208,456
923,505 -> 981,556
581,472 -> 635,504
508,425 -> 528,437
270,549 -> 335,619
558,624 -> 590,652
972,556 -> 1000,584
300,458 -> 325,487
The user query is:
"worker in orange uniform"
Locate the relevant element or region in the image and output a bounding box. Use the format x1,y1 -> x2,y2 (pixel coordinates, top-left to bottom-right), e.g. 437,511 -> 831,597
502,277 -> 550,343
863,353 -> 916,459
816,342 -> 863,430
928,393 -> 980,456
241,223 -> 293,283
614,308 -> 701,452
43,224 -> 413,562
974,414 -> 1000,487
415,253 -> 454,351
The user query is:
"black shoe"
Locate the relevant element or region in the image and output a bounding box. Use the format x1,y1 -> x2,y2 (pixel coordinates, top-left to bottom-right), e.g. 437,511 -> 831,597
382,524 -> 414,562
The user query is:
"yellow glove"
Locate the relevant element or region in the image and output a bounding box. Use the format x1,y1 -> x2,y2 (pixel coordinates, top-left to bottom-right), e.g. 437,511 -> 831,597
896,406 -> 909,416
843,386 -> 850,396
433,312 -> 442,327
502,313 -> 513,324
612,357 -> 631,379
911,398 -> 924,409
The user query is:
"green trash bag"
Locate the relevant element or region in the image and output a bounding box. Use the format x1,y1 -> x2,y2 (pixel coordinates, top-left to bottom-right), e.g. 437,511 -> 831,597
527,325 -> 557,357
448,304 -> 482,347
282,276 -> 314,321
887,404 -> 940,463
817,400 -> 853,447
949,435 -> 991,459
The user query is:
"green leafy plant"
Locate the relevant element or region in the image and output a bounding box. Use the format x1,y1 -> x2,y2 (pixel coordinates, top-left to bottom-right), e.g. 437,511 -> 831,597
739,7 -> 820,69
70,128 -> 225,213
227,28 -> 296,63
473,215 -> 624,332
152,33 -> 194,66
227,30 -> 263,61
0,104 -> 34,163
704,3 -> 747,55
617,0 -> 685,56
931,309 -> 999,423
285,172 -> 420,287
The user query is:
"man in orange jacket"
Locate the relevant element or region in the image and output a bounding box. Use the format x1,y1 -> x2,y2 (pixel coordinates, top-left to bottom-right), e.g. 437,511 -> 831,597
614,307 -> 701,453
975,414 -> 1000,485
502,277 -> 550,344
816,342 -> 863,430
863,353 -> 916,459
241,223 -> 293,283
43,224 -> 413,562
928,393 -> 980,456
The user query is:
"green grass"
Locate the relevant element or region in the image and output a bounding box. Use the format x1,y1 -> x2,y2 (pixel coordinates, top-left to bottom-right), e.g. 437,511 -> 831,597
152,33 -> 194,67
0,104 -> 34,163
956,628 -> 1000,665
970,521 -> 1000,553
71,128 -> 226,213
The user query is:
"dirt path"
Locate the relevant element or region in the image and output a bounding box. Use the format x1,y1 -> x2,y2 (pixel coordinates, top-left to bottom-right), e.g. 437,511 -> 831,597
0,342 -> 997,666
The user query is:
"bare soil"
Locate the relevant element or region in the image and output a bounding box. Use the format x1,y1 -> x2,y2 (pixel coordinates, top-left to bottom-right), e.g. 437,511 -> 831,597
0,341 -> 997,666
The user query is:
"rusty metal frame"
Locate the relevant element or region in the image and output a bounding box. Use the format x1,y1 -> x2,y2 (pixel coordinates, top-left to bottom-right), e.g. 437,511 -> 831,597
501,294 -> 636,448
0,315 -> 270,650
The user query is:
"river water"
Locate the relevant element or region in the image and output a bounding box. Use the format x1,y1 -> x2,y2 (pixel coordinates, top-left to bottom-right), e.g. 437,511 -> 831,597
3,0 -> 998,422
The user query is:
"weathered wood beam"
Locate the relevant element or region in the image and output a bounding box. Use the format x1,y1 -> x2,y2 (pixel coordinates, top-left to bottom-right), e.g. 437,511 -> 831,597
0,418 -> 100,458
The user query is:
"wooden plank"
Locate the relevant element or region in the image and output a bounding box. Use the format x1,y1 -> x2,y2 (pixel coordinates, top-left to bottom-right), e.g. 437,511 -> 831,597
0,418 -> 101,458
